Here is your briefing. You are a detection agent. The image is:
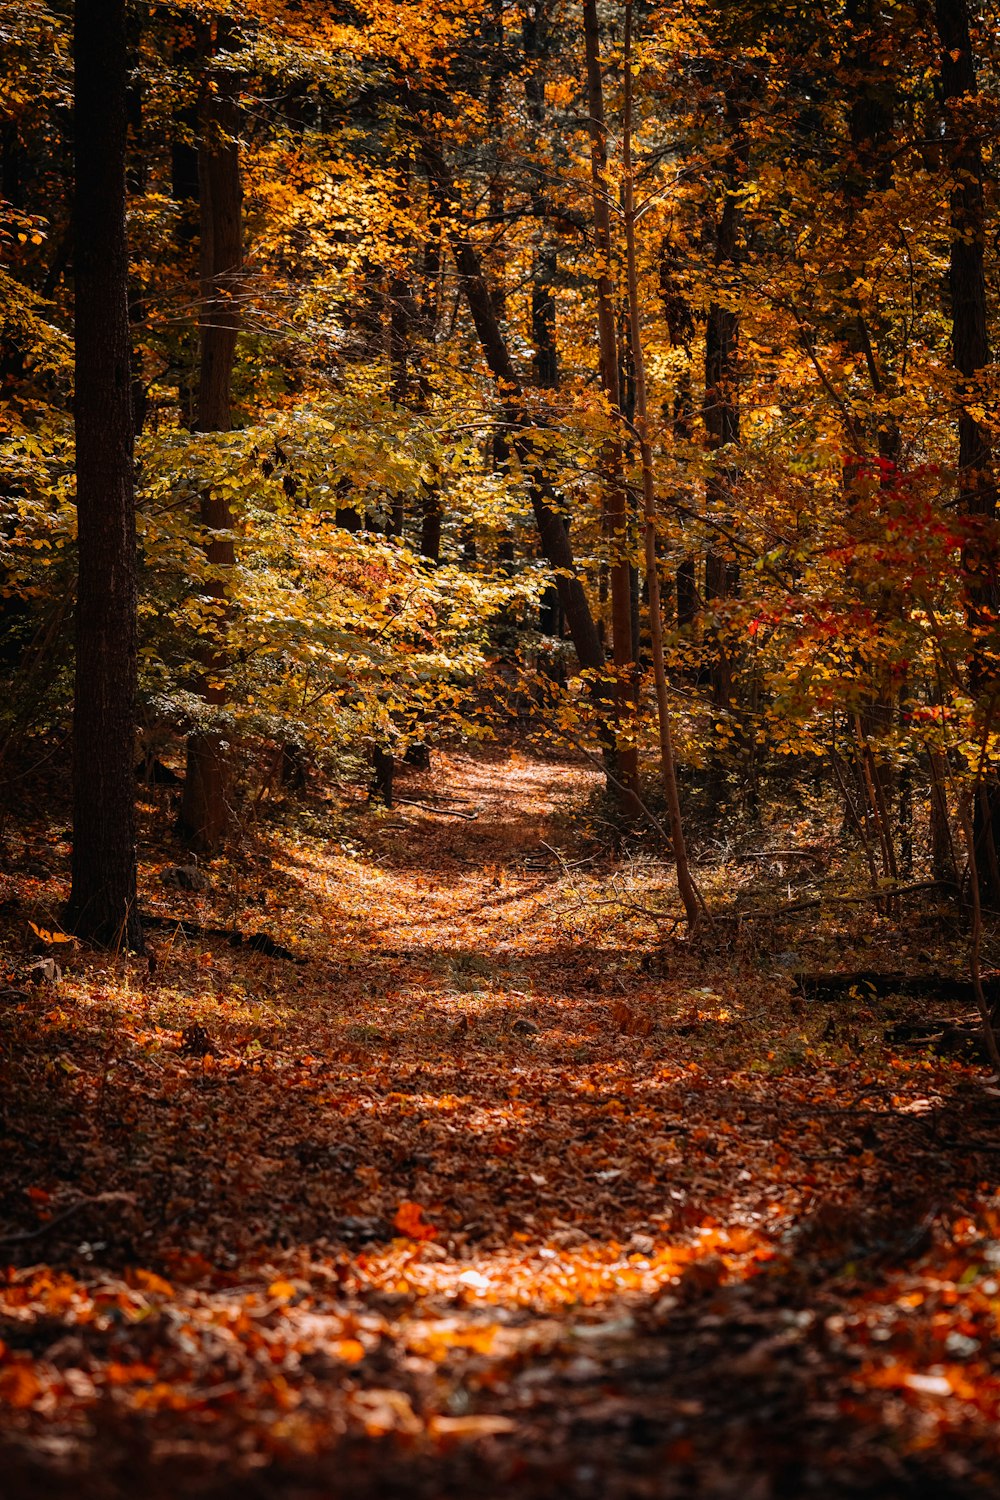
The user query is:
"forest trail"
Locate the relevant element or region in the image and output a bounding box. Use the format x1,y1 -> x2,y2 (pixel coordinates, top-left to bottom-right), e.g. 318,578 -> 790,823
2,751 -> 1000,1498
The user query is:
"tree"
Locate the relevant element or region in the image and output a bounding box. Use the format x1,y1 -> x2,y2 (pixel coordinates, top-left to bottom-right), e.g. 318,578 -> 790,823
933,0 -> 1000,903
622,0 -> 702,932
581,0 -> 640,811
64,0 -> 143,951
178,35 -> 243,853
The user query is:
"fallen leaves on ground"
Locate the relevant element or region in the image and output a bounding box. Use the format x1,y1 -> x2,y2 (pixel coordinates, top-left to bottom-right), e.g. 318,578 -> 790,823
1,750 -> 1000,1497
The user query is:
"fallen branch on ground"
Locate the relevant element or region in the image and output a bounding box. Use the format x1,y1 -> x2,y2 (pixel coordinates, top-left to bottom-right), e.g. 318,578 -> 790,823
0,1191 -> 137,1246
141,915 -> 302,961
727,880 -> 955,921
395,798 -> 479,819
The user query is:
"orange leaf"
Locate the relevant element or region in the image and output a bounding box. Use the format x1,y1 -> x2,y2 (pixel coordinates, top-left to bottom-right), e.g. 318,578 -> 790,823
27,921 -> 72,944
268,1279 -> 298,1301
126,1268 -> 174,1298
104,1361 -> 157,1385
0,1364 -> 42,1408
393,1201 -> 437,1241
334,1338 -> 366,1364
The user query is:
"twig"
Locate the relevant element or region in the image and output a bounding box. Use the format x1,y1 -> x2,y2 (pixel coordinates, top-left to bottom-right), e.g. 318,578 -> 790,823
400,790 -> 477,807
539,840 -> 572,876
0,1191 -> 137,1247
554,728 -> 674,847
725,880 -> 953,921
730,849 -> 829,861
395,798 -> 479,819
563,893 -> 682,921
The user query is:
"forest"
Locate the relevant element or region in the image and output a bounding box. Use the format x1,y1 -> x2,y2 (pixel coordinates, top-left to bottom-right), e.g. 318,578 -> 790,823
3,0 -> 1000,1493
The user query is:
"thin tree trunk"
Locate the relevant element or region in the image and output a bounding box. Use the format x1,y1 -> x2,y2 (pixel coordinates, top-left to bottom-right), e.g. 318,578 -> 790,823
929,748 -> 957,882
420,487 -> 442,561
660,237 -> 697,644
387,168 -> 418,541
581,0 -> 640,809
840,1 -> 903,844
622,2 -> 702,933
65,0 -> 143,951
702,84 -> 744,723
179,57 -> 242,853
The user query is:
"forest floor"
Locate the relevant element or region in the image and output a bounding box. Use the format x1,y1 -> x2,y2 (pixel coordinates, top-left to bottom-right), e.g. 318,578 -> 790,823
2,748 -> 1000,1497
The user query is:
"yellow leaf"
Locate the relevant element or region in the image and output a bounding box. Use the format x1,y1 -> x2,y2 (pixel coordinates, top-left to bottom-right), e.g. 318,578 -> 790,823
28,921 -> 72,944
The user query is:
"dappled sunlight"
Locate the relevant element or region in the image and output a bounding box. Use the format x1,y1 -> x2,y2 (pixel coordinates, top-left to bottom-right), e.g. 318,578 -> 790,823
4,752 -> 1000,1496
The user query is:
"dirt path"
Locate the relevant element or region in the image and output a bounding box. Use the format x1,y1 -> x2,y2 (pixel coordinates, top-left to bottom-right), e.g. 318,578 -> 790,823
1,751 -> 999,1497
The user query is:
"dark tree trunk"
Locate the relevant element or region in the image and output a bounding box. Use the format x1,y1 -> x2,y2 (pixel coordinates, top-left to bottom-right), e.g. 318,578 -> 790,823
420,488 -> 442,561
935,0 -> 995,527
844,3 -> 902,825
702,84 -> 744,717
171,16 -> 201,231
387,170 -> 421,541
370,746 -> 394,807
660,236 -> 696,646
387,265 -> 410,541
581,0 -> 640,807
65,0 -> 143,952
195,82 -> 241,434
676,555 -> 697,630
171,14 -> 203,428
523,8 -> 557,384
179,60 -> 242,853
531,247 -> 558,389
934,0 -> 1000,902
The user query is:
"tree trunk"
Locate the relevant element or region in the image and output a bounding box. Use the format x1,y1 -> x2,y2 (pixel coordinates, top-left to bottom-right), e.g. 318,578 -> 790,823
660,236 -> 697,648
623,2 -> 702,933
178,58 -> 242,853
935,0 -> 995,542
420,487 -> 442,561
387,168 -> 419,541
838,1 -> 903,848
581,0 -> 640,809
934,0 -> 1000,902
702,84 -> 744,721
65,0 -> 143,952
195,82 -> 241,433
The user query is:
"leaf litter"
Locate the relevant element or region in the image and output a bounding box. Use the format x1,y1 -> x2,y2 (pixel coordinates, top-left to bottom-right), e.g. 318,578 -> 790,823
1,750 -> 1000,1496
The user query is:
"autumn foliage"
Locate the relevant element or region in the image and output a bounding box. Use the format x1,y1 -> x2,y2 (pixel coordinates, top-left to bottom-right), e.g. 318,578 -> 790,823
4,0 -> 1000,1493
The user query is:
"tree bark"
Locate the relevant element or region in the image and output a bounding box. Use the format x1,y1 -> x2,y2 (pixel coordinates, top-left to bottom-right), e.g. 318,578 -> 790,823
933,0 -> 1000,902
581,0 -> 640,808
65,0 -> 143,951
702,83 -> 744,718
935,0 -> 995,530
660,237 -> 697,644
623,2 -> 702,933
178,58 -> 242,853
